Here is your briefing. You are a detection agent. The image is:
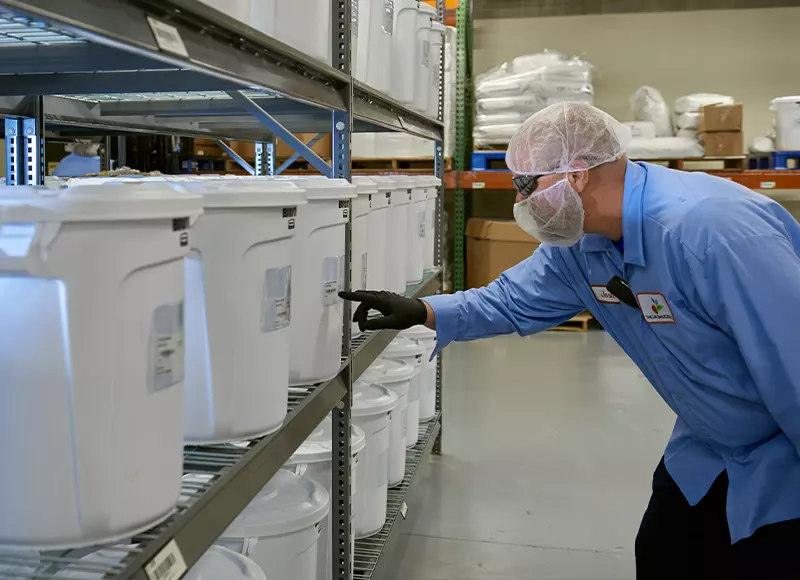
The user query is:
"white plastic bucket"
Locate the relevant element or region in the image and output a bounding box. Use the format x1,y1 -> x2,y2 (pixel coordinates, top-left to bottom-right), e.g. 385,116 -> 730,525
406,177 -> 428,284
412,4 -> 438,114
198,0 -> 251,24
219,469 -> 329,580
270,178 -> 356,386
55,545 -> 265,580
361,0 -> 394,93
400,326 -> 438,420
284,417 -> 366,580
350,177 -> 376,336
182,179 -> 306,444
390,0 -> 421,104
355,176 -> 390,292
771,97 -> 800,151
426,21 -> 447,119
383,337 -> 425,447
371,175 -> 411,294
422,175 -> 441,271
0,180 -> 202,549
275,0 -> 331,64
363,358 -> 416,487
352,381 -> 397,538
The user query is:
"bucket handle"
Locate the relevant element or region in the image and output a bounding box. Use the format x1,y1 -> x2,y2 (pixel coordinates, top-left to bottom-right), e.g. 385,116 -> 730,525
241,537 -> 259,557
292,463 -> 309,478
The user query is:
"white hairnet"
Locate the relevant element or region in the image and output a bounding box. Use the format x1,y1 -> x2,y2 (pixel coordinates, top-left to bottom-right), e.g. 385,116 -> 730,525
505,102 -> 631,175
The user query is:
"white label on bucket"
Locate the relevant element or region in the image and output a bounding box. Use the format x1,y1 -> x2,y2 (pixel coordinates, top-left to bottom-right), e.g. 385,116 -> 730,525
150,302 -> 184,392
145,539 -> 187,580
401,408 -> 408,439
262,266 -> 291,332
376,449 -> 389,487
422,39 -> 431,66
322,256 -> 340,306
361,252 -> 368,290
418,211 -> 426,238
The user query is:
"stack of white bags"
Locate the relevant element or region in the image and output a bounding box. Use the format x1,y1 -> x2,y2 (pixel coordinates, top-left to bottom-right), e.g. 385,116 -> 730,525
473,51 -> 593,148
674,93 -> 735,139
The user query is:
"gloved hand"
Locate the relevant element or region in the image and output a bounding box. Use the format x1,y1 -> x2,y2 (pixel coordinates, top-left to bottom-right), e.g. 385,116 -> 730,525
338,290 -> 429,332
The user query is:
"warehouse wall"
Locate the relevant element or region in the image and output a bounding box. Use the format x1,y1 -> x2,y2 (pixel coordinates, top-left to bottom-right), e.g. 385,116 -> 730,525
473,7 -> 800,145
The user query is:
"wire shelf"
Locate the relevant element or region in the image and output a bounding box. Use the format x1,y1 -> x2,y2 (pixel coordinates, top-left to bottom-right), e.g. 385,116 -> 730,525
58,90 -> 280,105
0,12 -> 84,46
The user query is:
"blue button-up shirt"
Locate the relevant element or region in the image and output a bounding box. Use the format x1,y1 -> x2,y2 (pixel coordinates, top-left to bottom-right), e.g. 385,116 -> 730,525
426,161 -> 800,542
51,153 -> 101,177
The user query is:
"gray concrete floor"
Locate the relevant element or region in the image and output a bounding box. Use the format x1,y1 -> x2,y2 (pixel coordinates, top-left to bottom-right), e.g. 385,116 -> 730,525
387,330 -> 677,580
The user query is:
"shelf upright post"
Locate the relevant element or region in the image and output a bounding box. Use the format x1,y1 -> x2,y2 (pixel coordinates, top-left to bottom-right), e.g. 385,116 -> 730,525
453,0 -> 473,291
4,118 -> 24,186
117,136 -> 127,169
332,0 -> 353,578
100,136 -> 112,173
23,96 -> 45,186
255,141 -> 275,176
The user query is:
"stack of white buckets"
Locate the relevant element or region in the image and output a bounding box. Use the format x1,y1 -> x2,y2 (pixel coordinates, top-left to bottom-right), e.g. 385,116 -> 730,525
0,172 -> 439,579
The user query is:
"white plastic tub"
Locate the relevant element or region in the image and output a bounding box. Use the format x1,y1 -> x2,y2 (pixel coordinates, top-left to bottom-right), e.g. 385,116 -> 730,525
0,180 -> 202,549
55,545 -> 265,580
219,469 -> 329,580
359,0 -> 394,93
352,381 -> 397,538
383,337 -> 425,447
412,4 -> 440,114
182,178 -> 306,444
771,97 -> 800,151
271,177 -> 356,386
363,358 -> 416,487
390,0 -> 421,104
262,0 -> 331,64
351,177 -> 376,335
401,326 -> 438,420
355,176 -> 390,291
370,175 -> 411,294
422,175 -> 441,271
406,177 -> 428,284
285,417 -> 366,580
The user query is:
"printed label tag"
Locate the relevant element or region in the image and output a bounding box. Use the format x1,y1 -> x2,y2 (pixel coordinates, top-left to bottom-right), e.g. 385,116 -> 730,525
418,211 -> 426,238
637,292 -> 676,324
147,17 -> 189,58
591,285 -> 620,304
145,540 -> 187,580
150,302 -> 184,392
262,266 -> 291,332
322,256 -> 340,306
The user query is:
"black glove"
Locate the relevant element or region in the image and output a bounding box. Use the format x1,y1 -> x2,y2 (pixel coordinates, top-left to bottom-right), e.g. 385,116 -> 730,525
338,290 -> 428,332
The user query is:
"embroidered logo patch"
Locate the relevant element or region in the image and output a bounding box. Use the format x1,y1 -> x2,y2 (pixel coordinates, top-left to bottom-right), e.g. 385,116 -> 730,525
637,293 -> 675,324
591,285 -> 620,304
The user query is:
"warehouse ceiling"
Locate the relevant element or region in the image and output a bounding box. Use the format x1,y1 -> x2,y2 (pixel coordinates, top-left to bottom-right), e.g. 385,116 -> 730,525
474,0 -> 800,18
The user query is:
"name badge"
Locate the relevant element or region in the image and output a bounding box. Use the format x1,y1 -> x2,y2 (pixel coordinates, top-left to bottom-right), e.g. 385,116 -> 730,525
591,285 -> 620,304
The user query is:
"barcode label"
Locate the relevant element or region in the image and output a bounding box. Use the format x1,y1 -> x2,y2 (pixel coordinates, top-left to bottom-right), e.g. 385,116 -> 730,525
147,17 -> 189,58
322,256 -> 340,306
418,211 -> 426,238
145,540 -> 187,580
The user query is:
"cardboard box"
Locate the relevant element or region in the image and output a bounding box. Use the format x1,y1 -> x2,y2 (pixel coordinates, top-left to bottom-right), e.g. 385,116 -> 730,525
193,138 -> 224,158
466,218 -> 540,289
701,131 -> 743,157
276,134 -> 332,158
701,104 -> 743,132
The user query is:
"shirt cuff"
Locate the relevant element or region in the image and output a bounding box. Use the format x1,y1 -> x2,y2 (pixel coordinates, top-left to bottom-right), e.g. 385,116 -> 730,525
421,294 -> 461,358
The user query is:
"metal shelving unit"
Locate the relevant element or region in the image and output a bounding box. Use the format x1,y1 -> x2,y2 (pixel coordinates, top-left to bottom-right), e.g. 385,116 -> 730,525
0,1 -> 447,578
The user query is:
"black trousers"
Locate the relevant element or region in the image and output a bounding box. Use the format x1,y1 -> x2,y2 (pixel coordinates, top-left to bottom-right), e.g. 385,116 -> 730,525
635,457 -> 800,579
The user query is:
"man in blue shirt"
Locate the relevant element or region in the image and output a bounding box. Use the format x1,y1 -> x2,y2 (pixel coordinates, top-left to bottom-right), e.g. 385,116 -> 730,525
52,142 -> 101,177
341,102 -> 800,579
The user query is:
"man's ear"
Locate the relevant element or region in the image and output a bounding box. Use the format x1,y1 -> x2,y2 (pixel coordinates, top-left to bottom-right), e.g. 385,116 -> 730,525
569,171 -> 589,193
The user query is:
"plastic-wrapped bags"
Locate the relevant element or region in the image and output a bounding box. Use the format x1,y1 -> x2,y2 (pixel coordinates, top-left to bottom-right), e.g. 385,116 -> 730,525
476,95 -> 546,114
676,128 -> 699,140
626,137 -> 703,159
474,123 -> 523,148
674,93 -> 734,115
475,62 -> 593,99
622,121 -> 657,140
629,86 -> 673,137
675,111 -> 702,130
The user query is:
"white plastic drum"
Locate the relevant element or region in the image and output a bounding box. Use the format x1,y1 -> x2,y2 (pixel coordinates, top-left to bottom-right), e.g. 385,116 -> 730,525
406,177 -> 427,284
55,545 -> 265,580
401,326 -> 438,420
182,179 -> 306,444
198,0 -> 251,24
412,4 -> 437,114
383,337 -> 425,447
278,177 -> 356,386
352,381 -> 397,538
219,469 -> 329,580
0,180 -> 202,549
363,358 -> 415,487
276,0 -> 332,64
371,175 -> 411,294
422,175 -> 441,271
350,177 -> 376,336
355,176 -> 390,292
360,0 -> 394,93
390,0 -> 421,104
771,97 -> 800,151
284,417 -> 366,580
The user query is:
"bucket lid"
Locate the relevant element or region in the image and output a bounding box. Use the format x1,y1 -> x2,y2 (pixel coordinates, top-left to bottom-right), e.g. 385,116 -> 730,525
363,357 -> 416,384
55,545 -> 265,580
262,176 -> 357,200
384,336 -> 425,359
418,2 -> 437,14
222,469 -> 330,539
400,325 -> 437,341
285,415 -> 367,465
367,175 -> 398,192
351,176 -> 378,196
0,180 -> 203,223
352,380 -> 398,417
182,178 -> 307,208
771,96 -> 800,106
387,175 -> 415,190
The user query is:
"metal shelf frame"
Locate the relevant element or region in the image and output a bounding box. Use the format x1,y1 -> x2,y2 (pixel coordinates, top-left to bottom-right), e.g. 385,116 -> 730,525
0,0 -> 447,578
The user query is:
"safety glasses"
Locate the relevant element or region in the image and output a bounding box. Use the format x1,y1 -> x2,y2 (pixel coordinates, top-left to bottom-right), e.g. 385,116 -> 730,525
511,174 -> 540,197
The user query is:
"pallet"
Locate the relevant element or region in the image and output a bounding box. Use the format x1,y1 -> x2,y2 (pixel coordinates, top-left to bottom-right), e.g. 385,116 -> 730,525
748,151 -> 800,170
471,150 -> 508,171
351,157 -> 452,171
550,312 -> 594,333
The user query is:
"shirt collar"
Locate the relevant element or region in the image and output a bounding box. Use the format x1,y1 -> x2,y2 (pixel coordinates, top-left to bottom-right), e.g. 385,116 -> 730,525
578,160 -> 647,267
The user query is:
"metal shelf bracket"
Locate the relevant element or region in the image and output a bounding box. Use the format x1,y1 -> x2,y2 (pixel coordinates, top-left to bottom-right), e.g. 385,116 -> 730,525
215,139 -> 255,175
